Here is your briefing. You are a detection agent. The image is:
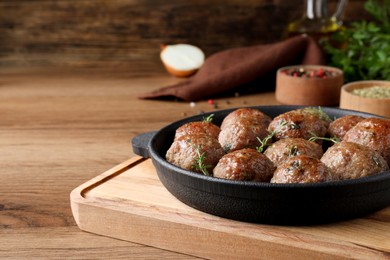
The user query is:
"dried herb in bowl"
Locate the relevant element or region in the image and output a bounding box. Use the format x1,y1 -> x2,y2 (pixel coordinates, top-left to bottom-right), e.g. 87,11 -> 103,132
352,86 -> 390,99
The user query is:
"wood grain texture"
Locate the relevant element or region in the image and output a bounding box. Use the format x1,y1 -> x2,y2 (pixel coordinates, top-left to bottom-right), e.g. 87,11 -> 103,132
71,157 -> 390,259
0,227 -> 199,259
0,69 -> 279,259
0,0 -> 370,69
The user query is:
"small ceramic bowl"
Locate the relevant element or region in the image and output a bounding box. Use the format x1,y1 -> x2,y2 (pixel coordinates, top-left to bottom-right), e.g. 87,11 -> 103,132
340,80 -> 390,118
276,65 -> 344,106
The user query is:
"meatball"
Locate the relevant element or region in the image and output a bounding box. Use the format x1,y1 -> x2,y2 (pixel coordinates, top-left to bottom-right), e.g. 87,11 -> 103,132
268,107 -> 332,143
174,121 -> 220,140
321,142 -> 389,180
343,117 -> 390,165
271,155 -> 333,184
166,134 -> 225,175
218,108 -> 272,153
264,138 -> 323,167
213,148 -> 275,182
327,115 -> 365,141
220,107 -> 271,128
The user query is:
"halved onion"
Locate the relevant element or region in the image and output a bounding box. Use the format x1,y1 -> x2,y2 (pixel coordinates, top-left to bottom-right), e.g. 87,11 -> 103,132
160,44 -> 205,77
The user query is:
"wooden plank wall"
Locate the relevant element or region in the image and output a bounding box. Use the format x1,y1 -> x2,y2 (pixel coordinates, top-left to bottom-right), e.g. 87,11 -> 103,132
0,0 -> 369,72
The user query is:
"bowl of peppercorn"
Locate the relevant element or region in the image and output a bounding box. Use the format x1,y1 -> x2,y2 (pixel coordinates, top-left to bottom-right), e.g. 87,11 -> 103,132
275,65 -> 344,106
340,80 -> 390,118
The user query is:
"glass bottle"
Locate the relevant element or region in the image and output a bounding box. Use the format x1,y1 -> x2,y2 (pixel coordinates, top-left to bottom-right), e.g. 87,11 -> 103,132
285,0 -> 348,42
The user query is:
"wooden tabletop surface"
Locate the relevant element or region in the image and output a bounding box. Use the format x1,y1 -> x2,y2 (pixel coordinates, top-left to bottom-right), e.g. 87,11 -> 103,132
0,68 -> 279,259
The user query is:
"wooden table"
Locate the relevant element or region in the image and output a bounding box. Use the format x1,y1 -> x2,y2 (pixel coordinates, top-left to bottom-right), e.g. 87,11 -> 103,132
2,68 -> 390,259
0,68 -> 279,259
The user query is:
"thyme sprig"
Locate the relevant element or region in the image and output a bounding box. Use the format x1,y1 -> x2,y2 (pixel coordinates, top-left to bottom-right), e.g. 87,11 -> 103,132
256,121 -> 288,153
289,122 -> 300,129
256,133 -> 274,153
308,133 -> 339,144
304,107 -> 332,122
203,114 -> 214,123
192,144 -> 211,176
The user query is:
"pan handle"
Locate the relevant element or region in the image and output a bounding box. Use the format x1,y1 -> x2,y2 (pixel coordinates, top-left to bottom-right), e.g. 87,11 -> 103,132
131,131 -> 157,158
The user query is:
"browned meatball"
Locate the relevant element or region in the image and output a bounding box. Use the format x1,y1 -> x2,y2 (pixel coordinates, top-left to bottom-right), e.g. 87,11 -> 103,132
220,107 -> 271,128
327,115 -> 365,141
174,121 -> 220,140
213,148 -> 275,182
264,138 -> 323,167
268,107 -> 331,143
166,134 -> 225,175
271,155 -> 333,184
218,108 -> 271,152
321,142 -> 389,180
343,117 -> 390,165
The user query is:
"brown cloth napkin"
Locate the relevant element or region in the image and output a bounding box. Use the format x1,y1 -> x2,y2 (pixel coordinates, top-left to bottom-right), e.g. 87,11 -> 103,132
139,35 -> 325,101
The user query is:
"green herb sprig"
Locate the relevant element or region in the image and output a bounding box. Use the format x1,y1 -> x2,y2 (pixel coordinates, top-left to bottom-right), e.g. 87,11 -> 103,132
203,114 -> 214,123
308,133 -> 339,144
192,145 -> 211,176
256,133 -> 275,153
304,107 -> 331,122
256,121 -> 288,153
322,0 -> 390,82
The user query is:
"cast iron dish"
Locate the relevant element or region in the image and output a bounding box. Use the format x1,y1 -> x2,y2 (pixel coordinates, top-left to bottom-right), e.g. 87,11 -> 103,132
132,106 -> 390,225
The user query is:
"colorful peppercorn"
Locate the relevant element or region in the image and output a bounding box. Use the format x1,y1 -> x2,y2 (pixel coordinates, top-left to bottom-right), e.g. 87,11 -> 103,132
283,67 -> 337,79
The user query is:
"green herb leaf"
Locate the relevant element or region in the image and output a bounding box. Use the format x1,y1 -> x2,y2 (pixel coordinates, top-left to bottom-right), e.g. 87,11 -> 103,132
256,121 -> 288,153
308,133 -> 339,144
322,0 -> 390,82
192,145 -> 211,176
256,134 -> 273,153
203,114 -> 214,123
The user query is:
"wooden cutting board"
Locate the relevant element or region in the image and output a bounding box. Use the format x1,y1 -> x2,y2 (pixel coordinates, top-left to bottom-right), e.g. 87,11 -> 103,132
70,156 -> 390,259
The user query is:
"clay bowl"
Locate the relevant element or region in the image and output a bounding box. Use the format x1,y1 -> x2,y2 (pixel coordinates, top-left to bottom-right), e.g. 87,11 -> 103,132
276,65 -> 344,106
340,80 -> 390,118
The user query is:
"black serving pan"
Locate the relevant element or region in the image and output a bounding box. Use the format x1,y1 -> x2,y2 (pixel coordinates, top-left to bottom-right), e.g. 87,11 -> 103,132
132,105 -> 390,225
